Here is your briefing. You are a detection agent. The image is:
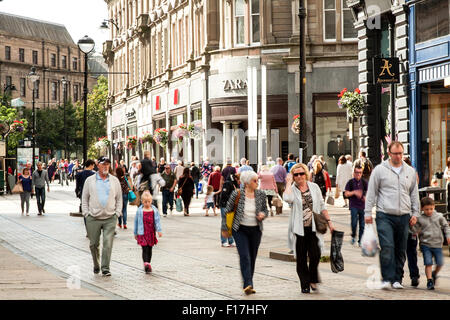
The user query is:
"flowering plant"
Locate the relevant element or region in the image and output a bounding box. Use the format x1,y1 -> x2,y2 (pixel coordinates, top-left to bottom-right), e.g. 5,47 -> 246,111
338,88 -> 365,119
291,114 -> 300,134
11,120 -> 25,132
172,123 -> 189,141
188,121 -> 202,140
140,132 -> 153,144
126,136 -> 137,150
153,128 -> 169,149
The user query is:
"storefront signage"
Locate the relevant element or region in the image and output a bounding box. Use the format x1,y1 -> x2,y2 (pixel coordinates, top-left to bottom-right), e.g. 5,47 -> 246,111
223,79 -> 247,91
372,57 -> 400,84
126,108 -> 136,120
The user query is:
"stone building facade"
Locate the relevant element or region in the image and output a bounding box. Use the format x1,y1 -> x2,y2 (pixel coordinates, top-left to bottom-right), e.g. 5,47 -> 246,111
103,0 -> 358,173
0,12 -> 97,110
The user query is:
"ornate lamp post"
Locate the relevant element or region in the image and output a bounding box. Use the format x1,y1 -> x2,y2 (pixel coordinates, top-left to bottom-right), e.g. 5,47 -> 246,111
27,67 -> 39,171
77,35 -> 95,165
61,77 -> 68,159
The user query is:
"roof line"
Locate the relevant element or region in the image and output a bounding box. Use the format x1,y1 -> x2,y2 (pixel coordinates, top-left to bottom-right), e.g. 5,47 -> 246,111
0,11 -> 67,28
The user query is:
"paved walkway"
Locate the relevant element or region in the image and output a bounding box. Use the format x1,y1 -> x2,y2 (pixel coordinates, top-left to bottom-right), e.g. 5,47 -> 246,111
0,181 -> 449,300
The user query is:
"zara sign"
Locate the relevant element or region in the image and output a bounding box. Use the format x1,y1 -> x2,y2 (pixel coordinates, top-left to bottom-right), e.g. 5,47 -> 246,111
223,79 -> 247,91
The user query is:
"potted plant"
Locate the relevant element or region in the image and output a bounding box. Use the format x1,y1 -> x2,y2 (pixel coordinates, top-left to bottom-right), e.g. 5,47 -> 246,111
11,120 -> 25,133
338,88 -> 365,120
188,121 -> 202,140
140,132 -> 153,144
126,136 -> 137,150
153,128 -> 169,149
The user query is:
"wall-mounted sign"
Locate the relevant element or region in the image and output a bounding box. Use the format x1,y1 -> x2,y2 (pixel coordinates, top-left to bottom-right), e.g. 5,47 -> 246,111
223,79 -> 247,91
373,57 -> 400,84
126,108 -> 136,119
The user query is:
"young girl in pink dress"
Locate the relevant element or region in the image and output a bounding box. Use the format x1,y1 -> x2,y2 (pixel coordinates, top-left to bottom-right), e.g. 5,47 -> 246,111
134,191 -> 162,273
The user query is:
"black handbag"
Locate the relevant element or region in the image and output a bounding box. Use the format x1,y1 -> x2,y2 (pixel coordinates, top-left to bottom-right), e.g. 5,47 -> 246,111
313,212 -> 328,234
330,230 -> 345,273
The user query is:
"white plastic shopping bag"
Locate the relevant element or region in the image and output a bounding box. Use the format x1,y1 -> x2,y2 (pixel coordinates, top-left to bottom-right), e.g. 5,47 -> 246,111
361,224 -> 378,257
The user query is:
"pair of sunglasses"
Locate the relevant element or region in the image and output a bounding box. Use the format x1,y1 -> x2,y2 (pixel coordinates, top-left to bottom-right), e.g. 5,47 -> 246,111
293,172 -> 306,177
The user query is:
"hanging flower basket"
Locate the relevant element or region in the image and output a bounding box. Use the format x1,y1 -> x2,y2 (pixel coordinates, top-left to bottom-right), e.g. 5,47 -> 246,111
338,88 -> 364,119
172,123 -> 189,144
140,132 -> 153,144
11,120 -> 25,133
95,136 -> 110,149
126,136 -> 137,150
291,114 -> 300,134
188,121 -> 202,140
154,128 -> 169,149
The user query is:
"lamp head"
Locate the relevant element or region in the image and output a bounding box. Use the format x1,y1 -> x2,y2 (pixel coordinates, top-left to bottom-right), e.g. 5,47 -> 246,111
28,67 -> 40,83
77,35 -> 95,54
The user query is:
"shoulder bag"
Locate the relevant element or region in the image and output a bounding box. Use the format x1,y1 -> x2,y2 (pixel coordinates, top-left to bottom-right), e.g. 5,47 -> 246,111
12,180 -> 23,194
313,211 -> 328,234
226,190 -> 241,235
124,177 -> 137,203
177,177 -> 188,197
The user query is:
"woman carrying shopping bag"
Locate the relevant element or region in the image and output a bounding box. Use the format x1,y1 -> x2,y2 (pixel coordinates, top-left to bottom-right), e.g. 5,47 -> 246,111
284,163 -> 335,293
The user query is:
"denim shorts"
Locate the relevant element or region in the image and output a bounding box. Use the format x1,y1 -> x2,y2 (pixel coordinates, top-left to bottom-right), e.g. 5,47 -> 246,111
420,245 -> 444,266
206,202 -> 215,209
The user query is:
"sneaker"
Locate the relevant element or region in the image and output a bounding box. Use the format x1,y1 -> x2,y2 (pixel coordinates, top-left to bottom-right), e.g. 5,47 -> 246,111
93,267 -> 100,274
221,242 -> 230,247
144,264 -> 151,274
42,209 -> 45,213
123,225 -> 127,229
392,282 -> 404,289
380,281 -> 392,290
427,279 -> 434,290
350,238 -> 356,245
243,285 -> 254,295
117,224 -> 122,228
163,214 -> 167,217
102,271 -> 111,277
229,243 -> 235,247
411,277 -> 419,287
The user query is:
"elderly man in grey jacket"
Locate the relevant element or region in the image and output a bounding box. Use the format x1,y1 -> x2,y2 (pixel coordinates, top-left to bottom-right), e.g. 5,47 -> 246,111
82,156 -> 122,277
364,141 -> 419,290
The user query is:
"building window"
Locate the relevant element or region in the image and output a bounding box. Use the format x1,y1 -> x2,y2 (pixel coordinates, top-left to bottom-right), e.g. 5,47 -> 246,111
251,0 -> 260,43
224,1 -> 231,48
235,0 -> 245,45
19,48 -> 25,62
51,53 -> 56,67
73,57 -> 78,70
342,0 -> 357,40
32,50 -> 38,65
416,0 -> 449,43
51,82 -> 57,100
73,84 -> 79,102
323,0 -> 336,41
62,55 -> 67,69
20,78 -> 26,97
5,46 -> 11,60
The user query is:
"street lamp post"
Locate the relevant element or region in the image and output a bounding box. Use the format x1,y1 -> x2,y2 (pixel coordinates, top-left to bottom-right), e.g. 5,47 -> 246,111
298,0 -> 307,163
27,67 -> 39,172
61,77 -> 68,159
77,35 -> 95,165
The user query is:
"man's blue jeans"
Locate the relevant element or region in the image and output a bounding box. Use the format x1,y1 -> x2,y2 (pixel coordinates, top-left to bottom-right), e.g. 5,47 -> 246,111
220,207 -> 234,245
232,226 -> 262,289
35,187 -> 46,213
194,180 -> 199,198
350,207 -> 365,243
406,234 -> 420,280
375,211 -> 410,283
162,189 -> 174,215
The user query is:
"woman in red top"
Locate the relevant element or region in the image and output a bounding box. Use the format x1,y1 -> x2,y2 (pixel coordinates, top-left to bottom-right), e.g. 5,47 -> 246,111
208,166 -> 223,209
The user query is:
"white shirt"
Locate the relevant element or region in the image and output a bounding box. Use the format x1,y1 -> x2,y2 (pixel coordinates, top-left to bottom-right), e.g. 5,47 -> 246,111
392,165 -> 403,175
206,193 -> 215,204
241,196 -> 258,227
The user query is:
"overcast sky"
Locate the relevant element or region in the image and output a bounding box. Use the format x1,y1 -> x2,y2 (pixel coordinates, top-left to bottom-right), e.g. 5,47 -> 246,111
0,0 -> 109,52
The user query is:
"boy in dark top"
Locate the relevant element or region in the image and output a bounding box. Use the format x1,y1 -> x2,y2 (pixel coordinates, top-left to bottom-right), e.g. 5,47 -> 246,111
344,164 -> 368,246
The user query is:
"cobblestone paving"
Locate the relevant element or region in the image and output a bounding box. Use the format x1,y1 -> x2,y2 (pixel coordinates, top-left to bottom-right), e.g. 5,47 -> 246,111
0,182 -> 449,300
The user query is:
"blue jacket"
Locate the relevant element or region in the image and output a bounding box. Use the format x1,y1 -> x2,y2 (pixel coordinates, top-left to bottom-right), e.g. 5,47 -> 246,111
134,205 -> 162,236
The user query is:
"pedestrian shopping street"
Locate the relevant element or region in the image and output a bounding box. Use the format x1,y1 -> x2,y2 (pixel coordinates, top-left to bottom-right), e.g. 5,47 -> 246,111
0,181 -> 449,300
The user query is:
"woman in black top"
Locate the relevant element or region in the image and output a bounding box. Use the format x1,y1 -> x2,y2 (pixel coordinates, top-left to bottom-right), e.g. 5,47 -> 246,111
190,162 -> 201,199
178,167 -> 195,216
310,160 -> 327,199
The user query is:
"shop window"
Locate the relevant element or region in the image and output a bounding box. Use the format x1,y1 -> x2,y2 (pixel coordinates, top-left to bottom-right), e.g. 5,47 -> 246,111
420,81 -> 450,187
314,97 -> 360,177
416,0 -> 449,44
323,0 -> 336,41
235,0 -> 245,45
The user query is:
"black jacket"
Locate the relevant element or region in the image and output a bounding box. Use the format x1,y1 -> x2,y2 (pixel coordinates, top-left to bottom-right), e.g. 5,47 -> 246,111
219,179 -> 239,208
75,169 -> 95,198
141,158 -> 157,180
190,166 -> 201,181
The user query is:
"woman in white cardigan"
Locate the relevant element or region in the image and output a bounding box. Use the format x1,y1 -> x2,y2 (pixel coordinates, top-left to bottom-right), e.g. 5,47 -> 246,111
336,155 -> 353,207
284,163 -> 335,294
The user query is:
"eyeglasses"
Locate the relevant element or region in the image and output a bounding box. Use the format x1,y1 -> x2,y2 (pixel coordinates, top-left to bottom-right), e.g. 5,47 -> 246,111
354,171 -> 363,174
293,172 -> 306,177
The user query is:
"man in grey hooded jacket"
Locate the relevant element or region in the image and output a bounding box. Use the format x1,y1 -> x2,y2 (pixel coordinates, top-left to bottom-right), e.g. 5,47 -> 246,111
364,141 -> 419,290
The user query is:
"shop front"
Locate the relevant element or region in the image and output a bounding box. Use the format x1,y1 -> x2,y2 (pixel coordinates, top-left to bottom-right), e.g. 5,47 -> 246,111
409,0 -> 450,187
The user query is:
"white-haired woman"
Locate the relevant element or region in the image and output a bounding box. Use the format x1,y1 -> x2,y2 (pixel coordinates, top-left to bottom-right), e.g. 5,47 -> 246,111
174,160 -> 185,180
284,163 -> 335,294
221,170 -> 268,295
258,165 -> 278,216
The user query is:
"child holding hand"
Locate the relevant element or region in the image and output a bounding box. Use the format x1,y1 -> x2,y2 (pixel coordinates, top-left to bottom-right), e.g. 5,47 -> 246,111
411,197 -> 450,290
134,191 -> 162,273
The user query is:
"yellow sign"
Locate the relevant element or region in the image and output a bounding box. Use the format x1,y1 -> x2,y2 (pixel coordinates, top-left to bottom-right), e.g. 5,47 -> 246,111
379,59 -> 395,77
